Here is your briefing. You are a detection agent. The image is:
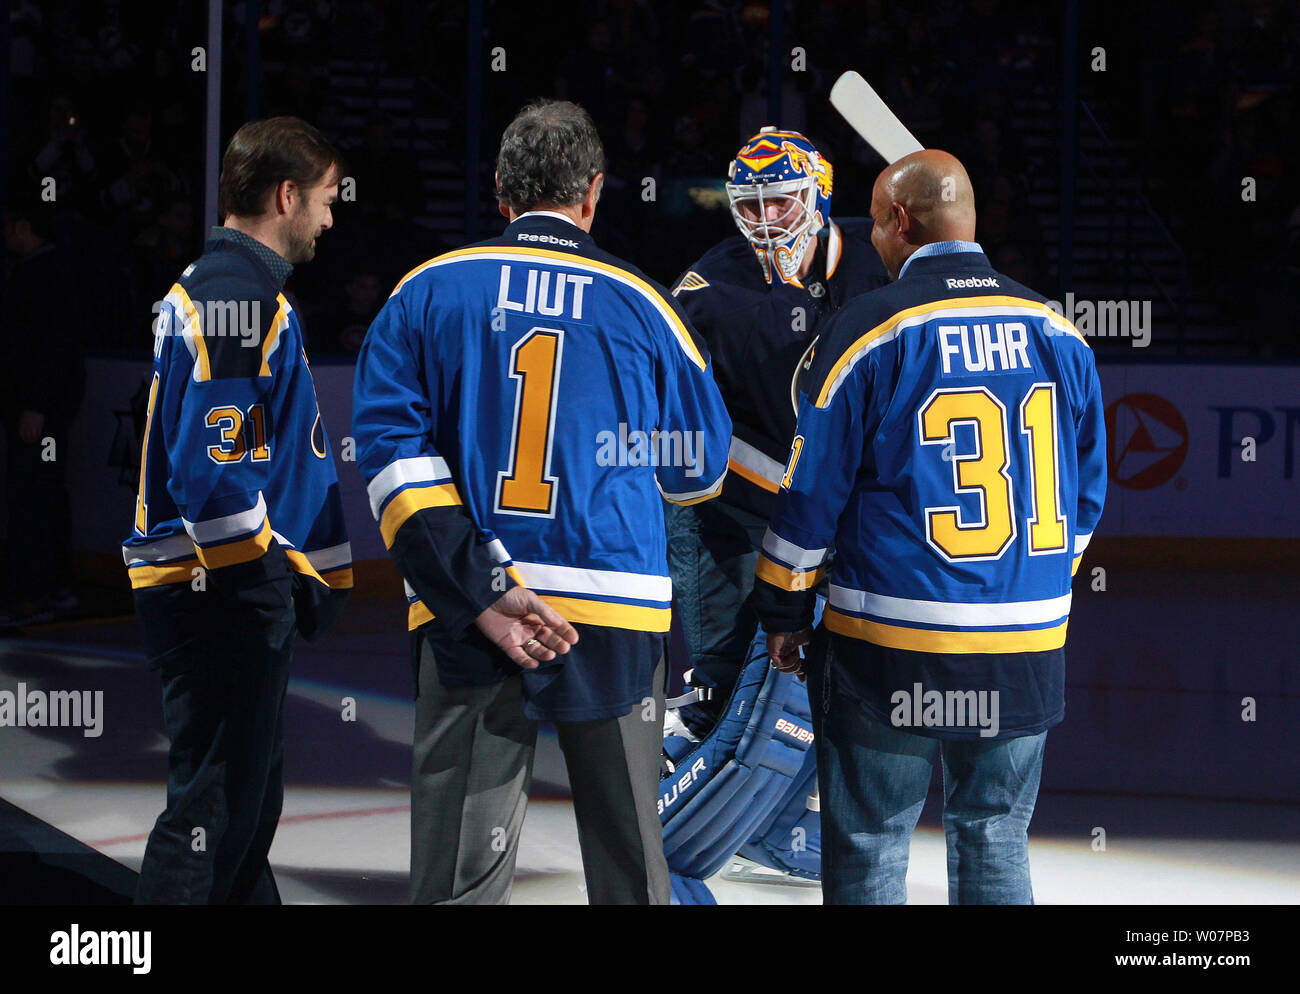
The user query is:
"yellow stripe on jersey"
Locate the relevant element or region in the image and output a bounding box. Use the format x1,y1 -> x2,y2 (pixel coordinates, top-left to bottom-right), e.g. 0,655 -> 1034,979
405,580 -> 665,632
727,457 -> 780,494
320,566 -> 354,589
1071,553 -> 1083,577
173,285 -> 212,382
194,517 -> 275,570
128,558 -> 202,589
379,483 -> 464,548
259,295 -> 289,377
816,295 -> 1088,409
537,595 -> 671,633
756,553 -> 825,591
408,599 -> 435,630
825,609 -> 1069,653
392,246 -> 707,370
135,373 -> 160,534
282,550 -> 355,590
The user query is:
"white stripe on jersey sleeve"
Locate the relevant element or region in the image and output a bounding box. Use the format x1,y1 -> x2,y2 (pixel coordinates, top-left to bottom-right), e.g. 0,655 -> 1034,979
829,585 -> 1073,628
762,528 -> 829,569
656,466 -> 726,503
513,561 -> 672,603
182,493 -> 267,545
729,437 -> 786,487
367,455 -> 453,519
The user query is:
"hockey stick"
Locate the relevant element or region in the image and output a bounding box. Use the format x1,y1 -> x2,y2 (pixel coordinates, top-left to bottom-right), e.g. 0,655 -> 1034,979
829,70 -> 924,164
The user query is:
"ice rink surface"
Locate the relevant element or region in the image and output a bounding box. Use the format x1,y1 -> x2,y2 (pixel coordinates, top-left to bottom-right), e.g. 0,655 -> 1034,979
1,566 -> 1297,904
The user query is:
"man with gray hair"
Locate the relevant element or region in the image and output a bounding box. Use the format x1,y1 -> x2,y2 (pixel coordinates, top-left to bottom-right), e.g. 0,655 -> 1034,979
352,100 -> 731,904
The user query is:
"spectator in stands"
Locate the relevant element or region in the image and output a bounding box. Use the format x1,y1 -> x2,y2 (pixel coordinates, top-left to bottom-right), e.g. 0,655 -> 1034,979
31,97 -> 98,219
104,109 -> 182,236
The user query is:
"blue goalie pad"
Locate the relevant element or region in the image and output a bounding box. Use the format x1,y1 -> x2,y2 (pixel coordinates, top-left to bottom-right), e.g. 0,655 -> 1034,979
669,872 -> 717,905
736,738 -> 821,879
737,596 -> 826,879
659,636 -> 817,882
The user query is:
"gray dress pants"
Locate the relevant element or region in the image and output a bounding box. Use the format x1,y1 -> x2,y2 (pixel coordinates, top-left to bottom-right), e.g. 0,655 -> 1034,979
409,639 -> 669,905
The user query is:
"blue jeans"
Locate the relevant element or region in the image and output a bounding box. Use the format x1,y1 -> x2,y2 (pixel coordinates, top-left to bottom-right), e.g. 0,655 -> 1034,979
807,645 -> 1047,905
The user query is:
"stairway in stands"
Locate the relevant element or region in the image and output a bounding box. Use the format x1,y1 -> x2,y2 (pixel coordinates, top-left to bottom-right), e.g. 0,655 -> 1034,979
1010,86 -> 1238,357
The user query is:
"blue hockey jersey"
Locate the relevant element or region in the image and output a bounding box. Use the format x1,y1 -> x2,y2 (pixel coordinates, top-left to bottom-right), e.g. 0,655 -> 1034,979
751,242 -> 1106,737
352,212 -> 731,720
670,219 -> 890,516
122,229 -> 352,661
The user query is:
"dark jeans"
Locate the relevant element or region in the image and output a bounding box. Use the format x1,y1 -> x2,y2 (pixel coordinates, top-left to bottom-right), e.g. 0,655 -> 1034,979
1,417 -> 74,602
135,603 -> 296,904
808,634 -> 1047,905
665,500 -> 767,690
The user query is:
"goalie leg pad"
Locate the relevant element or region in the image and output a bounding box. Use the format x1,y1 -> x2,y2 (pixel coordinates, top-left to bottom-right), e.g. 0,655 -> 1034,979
659,635 -> 816,881
736,636 -> 822,878
669,872 -> 717,905
737,745 -> 821,878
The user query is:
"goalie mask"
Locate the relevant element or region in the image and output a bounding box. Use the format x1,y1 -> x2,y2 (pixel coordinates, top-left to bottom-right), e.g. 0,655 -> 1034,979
726,128 -> 833,285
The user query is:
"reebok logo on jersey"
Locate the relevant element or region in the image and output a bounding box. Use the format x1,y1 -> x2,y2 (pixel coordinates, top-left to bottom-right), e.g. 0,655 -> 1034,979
516,232 -> 579,248
945,276 -> 1000,289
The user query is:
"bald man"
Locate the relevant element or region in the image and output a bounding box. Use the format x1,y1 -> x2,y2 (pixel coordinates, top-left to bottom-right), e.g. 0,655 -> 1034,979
749,150 -> 1107,904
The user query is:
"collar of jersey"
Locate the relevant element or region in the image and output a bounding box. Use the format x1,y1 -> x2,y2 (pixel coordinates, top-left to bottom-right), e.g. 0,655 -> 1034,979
207,226 -> 294,288
898,239 -> 985,279
504,212 -> 594,250
514,209 -> 581,227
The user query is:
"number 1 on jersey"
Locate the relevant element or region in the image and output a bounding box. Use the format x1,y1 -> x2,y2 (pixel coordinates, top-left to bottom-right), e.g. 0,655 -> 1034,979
496,327 -> 564,516
1020,383 -> 1067,554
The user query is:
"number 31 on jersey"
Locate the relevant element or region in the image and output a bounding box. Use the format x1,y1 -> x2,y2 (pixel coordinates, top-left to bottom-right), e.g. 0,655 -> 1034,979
918,383 -> 1067,562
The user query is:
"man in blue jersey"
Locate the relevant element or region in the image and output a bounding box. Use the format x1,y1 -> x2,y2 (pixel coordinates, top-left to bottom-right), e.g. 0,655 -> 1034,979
753,149 -> 1106,904
352,100 -> 731,904
124,117 -> 351,903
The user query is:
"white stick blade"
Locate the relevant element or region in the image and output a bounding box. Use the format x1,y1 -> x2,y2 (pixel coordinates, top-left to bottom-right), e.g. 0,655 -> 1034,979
829,70 -> 924,164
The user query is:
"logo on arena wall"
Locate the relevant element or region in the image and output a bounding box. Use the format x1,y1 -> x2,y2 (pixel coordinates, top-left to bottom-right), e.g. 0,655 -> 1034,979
1105,393 -> 1188,489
